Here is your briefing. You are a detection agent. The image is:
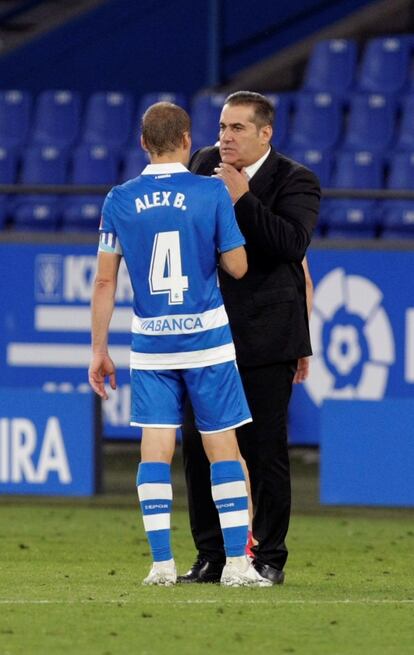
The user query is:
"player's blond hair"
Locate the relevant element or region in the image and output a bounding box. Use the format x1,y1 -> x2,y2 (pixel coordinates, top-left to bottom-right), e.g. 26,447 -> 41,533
141,102 -> 191,156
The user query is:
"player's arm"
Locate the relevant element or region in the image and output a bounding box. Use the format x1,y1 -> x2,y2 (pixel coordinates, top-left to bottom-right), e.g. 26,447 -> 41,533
89,251 -> 121,399
220,246 -> 247,279
215,180 -> 248,279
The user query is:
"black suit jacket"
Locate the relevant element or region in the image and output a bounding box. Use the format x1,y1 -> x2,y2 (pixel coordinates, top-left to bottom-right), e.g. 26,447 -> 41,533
190,146 -> 321,366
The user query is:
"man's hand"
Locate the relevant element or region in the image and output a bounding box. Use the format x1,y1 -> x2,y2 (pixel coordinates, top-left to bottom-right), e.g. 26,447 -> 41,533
213,163 -> 249,203
293,357 -> 310,384
88,353 -> 117,400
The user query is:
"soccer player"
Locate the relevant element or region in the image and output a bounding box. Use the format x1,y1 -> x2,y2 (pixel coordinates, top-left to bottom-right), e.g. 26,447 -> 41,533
88,102 -> 271,587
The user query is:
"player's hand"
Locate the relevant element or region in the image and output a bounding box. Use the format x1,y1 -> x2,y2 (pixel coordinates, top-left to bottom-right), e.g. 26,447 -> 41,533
213,163 -> 249,203
293,357 -> 310,384
88,353 -> 117,399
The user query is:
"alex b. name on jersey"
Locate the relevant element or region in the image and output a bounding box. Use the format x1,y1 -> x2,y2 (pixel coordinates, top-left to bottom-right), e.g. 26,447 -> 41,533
135,191 -> 187,214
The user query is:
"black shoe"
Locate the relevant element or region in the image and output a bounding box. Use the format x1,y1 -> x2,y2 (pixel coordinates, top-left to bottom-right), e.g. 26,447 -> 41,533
177,557 -> 224,584
252,560 -> 285,585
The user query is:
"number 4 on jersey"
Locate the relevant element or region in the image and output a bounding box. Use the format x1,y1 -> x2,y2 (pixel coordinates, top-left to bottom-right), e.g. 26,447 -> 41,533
149,231 -> 189,304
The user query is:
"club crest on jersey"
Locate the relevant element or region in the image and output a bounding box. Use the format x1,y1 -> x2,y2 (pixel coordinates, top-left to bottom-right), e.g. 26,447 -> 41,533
135,191 -> 187,213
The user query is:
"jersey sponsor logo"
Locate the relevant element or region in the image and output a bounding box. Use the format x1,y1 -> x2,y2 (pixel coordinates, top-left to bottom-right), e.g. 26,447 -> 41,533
135,191 -> 187,213
132,305 -> 229,335
141,316 -> 203,333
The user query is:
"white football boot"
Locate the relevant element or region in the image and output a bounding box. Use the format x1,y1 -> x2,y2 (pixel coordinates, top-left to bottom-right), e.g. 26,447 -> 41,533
220,556 -> 272,587
143,559 -> 177,586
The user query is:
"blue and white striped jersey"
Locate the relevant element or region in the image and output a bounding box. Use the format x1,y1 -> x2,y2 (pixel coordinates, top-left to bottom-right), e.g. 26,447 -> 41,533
99,162 -> 245,369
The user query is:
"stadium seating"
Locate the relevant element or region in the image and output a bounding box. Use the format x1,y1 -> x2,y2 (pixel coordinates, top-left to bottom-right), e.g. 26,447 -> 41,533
12,145 -> 68,230
303,39 -> 357,95
137,92 -> 188,117
30,90 -> 81,149
0,146 -> 18,184
381,152 -> 414,237
288,149 -> 332,187
62,144 -> 118,230
82,91 -> 133,150
190,92 -> 227,151
325,151 -> 383,237
342,93 -> 396,153
121,148 -> 149,182
267,93 -> 291,150
286,92 -> 342,151
0,89 -> 32,151
5,31 -> 414,238
395,94 -> 414,151
357,36 -> 411,95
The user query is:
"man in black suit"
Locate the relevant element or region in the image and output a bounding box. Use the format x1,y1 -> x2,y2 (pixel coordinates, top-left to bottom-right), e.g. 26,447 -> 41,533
178,91 -> 321,585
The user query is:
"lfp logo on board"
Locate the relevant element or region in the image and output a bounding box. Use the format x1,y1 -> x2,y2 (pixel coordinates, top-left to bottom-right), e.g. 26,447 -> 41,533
289,250 -> 414,445
305,267 -> 395,406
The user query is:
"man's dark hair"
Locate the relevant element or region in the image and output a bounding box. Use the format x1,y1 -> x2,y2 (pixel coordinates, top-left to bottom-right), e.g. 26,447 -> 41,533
224,91 -> 274,129
141,102 -> 191,156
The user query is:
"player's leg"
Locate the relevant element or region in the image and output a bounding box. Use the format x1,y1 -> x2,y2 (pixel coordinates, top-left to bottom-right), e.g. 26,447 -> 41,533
184,362 -> 271,587
131,369 -> 184,586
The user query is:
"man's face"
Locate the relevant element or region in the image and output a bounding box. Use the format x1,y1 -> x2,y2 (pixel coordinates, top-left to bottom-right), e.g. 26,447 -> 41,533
218,103 -> 272,169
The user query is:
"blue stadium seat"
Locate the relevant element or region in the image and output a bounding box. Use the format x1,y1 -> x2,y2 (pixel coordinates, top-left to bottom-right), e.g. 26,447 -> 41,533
342,94 -> 396,153
267,93 -> 291,150
303,39 -> 357,95
288,149 -> 332,187
62,144 -> 118,230
380,152 -> 414,238
333,150 -> 383,189
0,90 -> 32,151
0,146 -> 18,183
395,94 -> 414,151
12,146 -> 68,230
121,148 -> 149,182
190,92 -> 227,151
286,93 -> 342,151
82,91 -> 133,149
137,92 -> 188,118
381,203 -> 414,238
357,36 -> 411,95
31,90 -> 81,149
325,151 -> 383,237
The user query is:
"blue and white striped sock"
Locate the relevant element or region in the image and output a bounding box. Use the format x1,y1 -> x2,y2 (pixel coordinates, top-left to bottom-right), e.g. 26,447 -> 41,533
211,460 -> 248,557
137,462 -> 173,563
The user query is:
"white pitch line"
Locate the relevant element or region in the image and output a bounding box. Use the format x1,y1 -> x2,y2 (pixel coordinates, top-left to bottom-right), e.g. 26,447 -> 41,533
0,599 -> 413,606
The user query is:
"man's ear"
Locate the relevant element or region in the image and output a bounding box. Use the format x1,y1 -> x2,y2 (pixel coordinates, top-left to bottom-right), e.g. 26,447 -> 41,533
182,131 -> 191,151
261,124 -> 273,145
140,135 -> 149,152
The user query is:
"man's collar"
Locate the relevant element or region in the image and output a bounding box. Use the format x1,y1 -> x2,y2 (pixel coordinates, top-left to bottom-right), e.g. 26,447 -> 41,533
243,147 -> 271,180
141,162 -> 189,175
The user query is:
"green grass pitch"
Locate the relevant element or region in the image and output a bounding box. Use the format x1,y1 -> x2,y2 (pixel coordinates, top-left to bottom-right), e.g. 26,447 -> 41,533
0,448 -> 413,655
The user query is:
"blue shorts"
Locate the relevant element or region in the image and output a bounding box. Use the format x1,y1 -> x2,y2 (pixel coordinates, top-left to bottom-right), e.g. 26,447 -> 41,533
130,361 -> 252,434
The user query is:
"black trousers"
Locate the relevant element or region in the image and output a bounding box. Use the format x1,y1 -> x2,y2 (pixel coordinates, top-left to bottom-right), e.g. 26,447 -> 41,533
181,360 -> 297,571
